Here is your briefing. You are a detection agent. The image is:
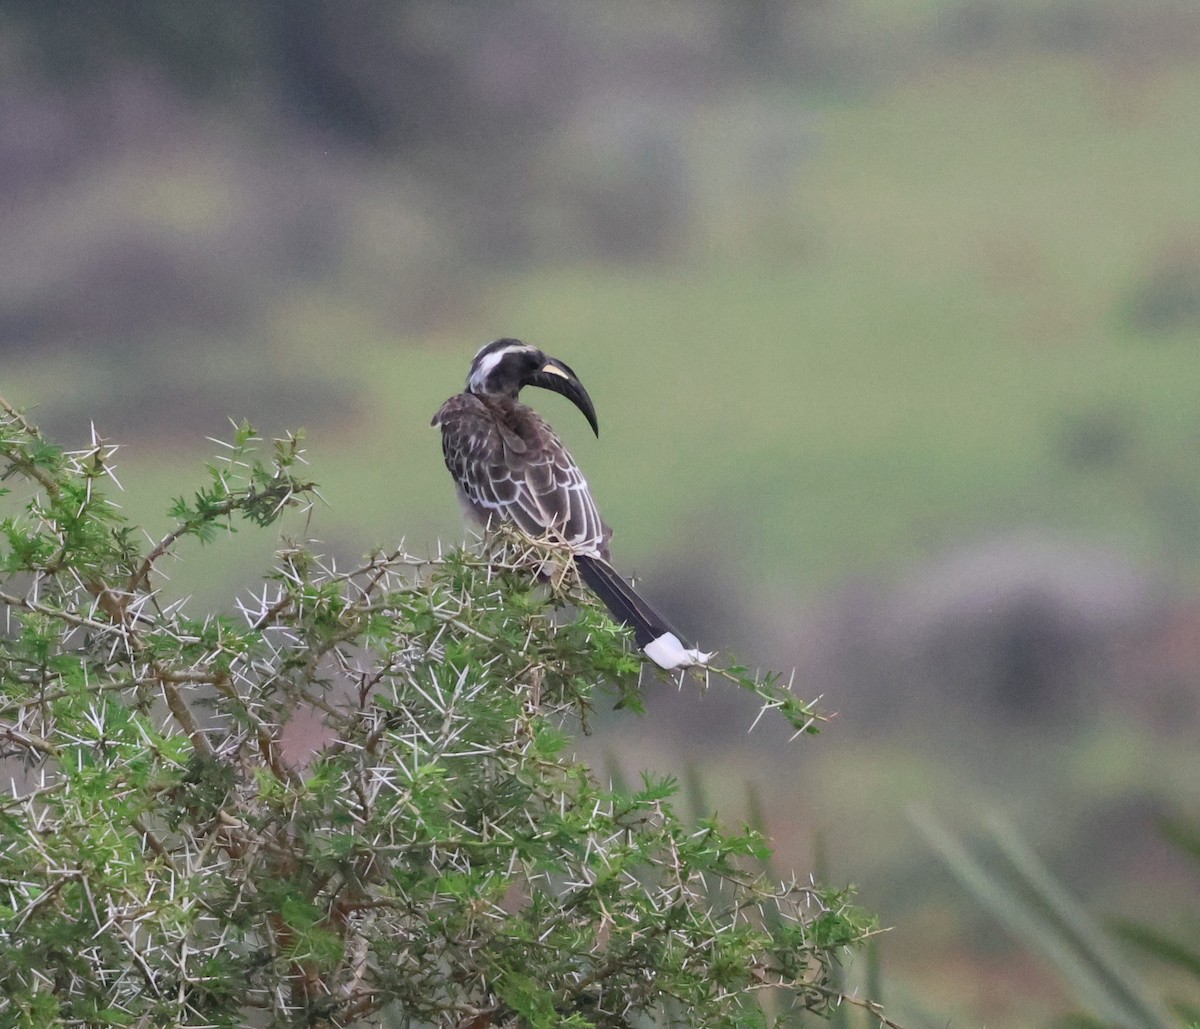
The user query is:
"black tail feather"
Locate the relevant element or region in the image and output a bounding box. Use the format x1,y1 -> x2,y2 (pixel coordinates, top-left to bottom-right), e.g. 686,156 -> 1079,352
574,554 -> 675,650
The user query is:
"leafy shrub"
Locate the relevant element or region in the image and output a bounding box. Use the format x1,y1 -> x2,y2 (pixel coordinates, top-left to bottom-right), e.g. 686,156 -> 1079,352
0,399 -> 887,1028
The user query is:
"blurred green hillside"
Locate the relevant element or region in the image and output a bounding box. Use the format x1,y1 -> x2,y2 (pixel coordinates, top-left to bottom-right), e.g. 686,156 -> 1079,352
4,2 -> 1200,1024
12,51 -> 1200,596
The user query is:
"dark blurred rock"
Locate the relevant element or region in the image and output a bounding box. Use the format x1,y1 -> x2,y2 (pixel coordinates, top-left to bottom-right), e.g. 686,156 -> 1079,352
1123,236 -> 1200,336
33,371 -> 361,446
1056,407 -> 1133,469
792,535 -> 1166,729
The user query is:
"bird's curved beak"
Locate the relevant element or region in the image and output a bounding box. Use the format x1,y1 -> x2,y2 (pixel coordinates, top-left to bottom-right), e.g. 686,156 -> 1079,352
529,358 -> 600,437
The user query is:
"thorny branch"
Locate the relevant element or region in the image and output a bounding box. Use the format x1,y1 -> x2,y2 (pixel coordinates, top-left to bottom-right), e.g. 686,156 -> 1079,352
0,405 -> 888,1029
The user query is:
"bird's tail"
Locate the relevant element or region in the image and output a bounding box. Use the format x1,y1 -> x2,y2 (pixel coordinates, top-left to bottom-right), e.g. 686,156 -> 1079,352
574,555 -> 711,670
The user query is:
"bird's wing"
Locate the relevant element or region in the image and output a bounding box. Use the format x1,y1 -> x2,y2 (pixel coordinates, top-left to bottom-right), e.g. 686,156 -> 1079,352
433,394 -> 611,558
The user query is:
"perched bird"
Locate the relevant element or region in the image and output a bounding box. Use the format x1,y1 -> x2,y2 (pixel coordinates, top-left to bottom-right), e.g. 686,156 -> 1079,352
432,338 -> 710,669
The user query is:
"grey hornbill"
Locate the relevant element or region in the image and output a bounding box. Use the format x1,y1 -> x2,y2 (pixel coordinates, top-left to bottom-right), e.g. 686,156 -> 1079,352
432,338 -> 710,669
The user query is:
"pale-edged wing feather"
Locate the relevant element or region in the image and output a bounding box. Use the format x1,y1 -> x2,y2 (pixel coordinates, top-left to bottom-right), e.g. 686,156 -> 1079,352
433,390 -> 708,668
433,392 -> 610,559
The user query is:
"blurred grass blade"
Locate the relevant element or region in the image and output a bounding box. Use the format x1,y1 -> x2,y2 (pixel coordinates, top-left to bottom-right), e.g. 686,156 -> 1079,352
683,762 -> 710,823
865,937 -> 883,1008
1109,918 -> 1200,982
745,781 -> 776,877
982,811 -> 1178,1027
603,749 -> 631,795
1159,817 -> 1200,868
1049,1015 -> 1113,1029
912,807 -> 1175,1029
1167,998 -> 1200,1023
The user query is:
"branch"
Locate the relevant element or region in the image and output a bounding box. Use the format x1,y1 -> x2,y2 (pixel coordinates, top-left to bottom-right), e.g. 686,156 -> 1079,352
1,723 -> 62,758
807,981 -> 907,1029
0,394 -> 61,496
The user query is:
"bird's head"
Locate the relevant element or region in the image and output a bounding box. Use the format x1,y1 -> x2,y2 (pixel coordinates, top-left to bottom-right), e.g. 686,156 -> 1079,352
466,338 -> 599,436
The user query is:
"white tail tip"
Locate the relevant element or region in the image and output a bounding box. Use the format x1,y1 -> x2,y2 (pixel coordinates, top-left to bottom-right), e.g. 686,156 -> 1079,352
643,632 -> 714,670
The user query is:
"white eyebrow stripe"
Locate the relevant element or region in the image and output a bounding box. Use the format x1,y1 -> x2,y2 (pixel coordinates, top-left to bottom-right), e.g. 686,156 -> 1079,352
468,343 -> 532,392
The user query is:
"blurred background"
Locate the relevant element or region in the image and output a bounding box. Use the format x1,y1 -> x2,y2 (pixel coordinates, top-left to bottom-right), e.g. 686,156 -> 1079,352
3,1 -> 1200,1023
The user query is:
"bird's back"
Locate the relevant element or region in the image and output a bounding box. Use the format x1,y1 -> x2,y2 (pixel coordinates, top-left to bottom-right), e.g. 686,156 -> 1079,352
433,392 -> 611,559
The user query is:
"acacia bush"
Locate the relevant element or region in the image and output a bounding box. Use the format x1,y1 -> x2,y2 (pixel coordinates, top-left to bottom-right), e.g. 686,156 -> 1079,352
0,398 -> 888,1028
